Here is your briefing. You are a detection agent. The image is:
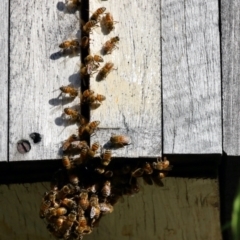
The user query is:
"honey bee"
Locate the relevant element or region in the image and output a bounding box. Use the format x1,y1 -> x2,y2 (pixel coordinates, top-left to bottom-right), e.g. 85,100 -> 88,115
49,207 -> 67,217
64,108 -> 80,120
81,89 -> 95,104
131,168 -> 144,178
65,0 -> 81,10
79,121 -> 100,136
47,216 -> 65,230
104,170 -> 113,178
59,39 -> 80,50
80,36 -> 90,49
95,167 -> 105,174
47,191 -> 59,208
69,174 -> 79,185
89,194 -> 99,207
110,134 -> 131,147
88,93 -> 106,104
62,134 -> 78,151
99,203 -> 114,215
60,86 -> 78,98
97,62 -> 115,80
143,162 -> 153,175
101,181 -> 111,198
47,224 -> 62,238
61,198 -> 77,209
59,211 -> 77,238
39,200 -> 51,218
82,20 -> 98,34
101,12 -> 118,32
70,140 -> 88,151
101,149 -> 112,166
62,156 -> 74,170
102,36 -> 119,54
78,191 -> 90,210
76,209 -> 92,235
152,157 -> 171,171
84,54 -> 104,66
90,7 -> 106,21
87,141 -> 100,158
56,185 -> 71,200
90,206 -> 101,219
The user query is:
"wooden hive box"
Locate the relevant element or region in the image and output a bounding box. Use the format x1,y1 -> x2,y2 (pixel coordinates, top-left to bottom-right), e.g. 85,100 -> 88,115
4,0 -> 240,239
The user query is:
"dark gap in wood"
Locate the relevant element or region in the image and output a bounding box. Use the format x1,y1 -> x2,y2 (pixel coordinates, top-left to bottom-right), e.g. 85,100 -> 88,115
219,154 -> 240,240
79,0 -> 90,143
7,0 -> 10,162
218,0 -> 224,154
163,154 -> 221,178
0,154 -> 220,184
160,0 -> 163,157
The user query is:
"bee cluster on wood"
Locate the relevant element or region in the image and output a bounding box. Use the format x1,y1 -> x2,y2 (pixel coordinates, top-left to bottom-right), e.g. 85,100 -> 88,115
39,1 -> 172,239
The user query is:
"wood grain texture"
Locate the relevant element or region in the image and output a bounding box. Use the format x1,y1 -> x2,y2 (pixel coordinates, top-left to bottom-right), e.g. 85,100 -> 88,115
0,179 -> 221,240
89,0 -> 162,158
221,1 -> 240,155
9,0 -> 81,161
162,0 -> 222,154
0,0 -> 8,161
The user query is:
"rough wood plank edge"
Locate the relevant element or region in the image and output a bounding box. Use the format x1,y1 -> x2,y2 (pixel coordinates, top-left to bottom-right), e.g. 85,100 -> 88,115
162,0 -> 222,154
221,1 -> 240,155
89,0 -> 162,158
0,0 -> 9,161
9,0 -> 81,161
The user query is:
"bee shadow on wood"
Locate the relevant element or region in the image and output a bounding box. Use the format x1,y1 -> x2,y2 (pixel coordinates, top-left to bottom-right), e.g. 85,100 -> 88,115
57,1 -> 80,14
49,96 -> 76,107
50,49 -> 80,61
100,20 -> 111,35
68,72 -> 81,85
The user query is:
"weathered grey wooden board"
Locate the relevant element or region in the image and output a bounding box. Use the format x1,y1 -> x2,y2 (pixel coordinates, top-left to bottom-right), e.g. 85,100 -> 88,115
9,0 -> 81,161
0,178 -> 222,240
0,0 -> 8,161
221,0 -> 240,155
90,0 -> 162,158
162,0 -> 222,154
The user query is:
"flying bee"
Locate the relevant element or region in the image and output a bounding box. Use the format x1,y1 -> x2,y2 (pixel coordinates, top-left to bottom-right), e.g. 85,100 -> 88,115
101,12 -> 118,32
79,121 -> 100,136
78,190 -> 90,210
49,207 -> 67,217
84,54 -> 104,66
59,39 -> 80,50
80,36 -> 90,49
61,198 -> 77,210
101,181 -> 111,198
152,157 -> 172,171
82,20 -> 98,34
64,108 -> 80,121
62,134 -> 78,151
60,86 -> 78,98
110,134 -> 131,147
102,36 -> 119,54
97,62 -> 115,80
101,149 -> 112,166
143,162 -> 153,175
39,200 -> 51,218
90,7 -> 106,21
